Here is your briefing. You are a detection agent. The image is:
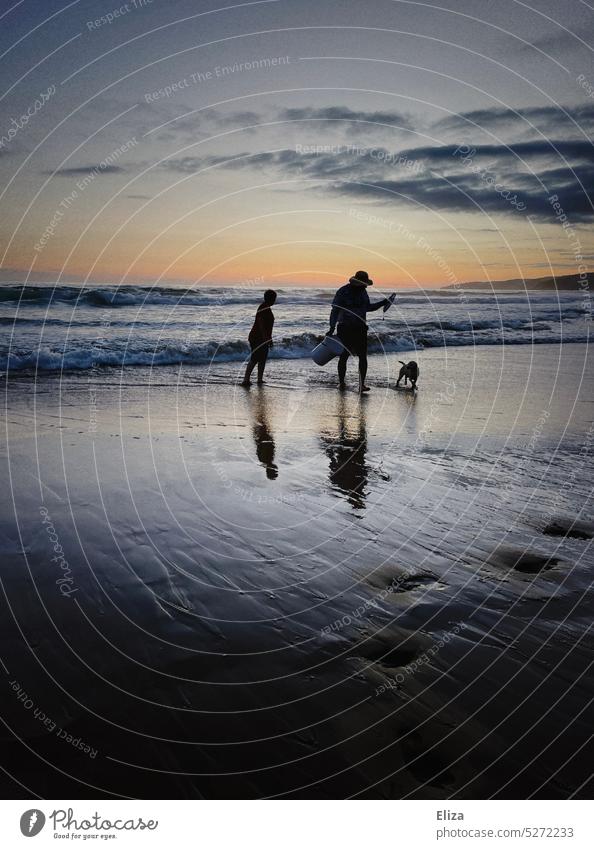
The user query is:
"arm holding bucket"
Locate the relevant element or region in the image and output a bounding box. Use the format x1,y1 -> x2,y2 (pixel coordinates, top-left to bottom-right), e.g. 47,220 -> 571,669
328,290 -> 345,335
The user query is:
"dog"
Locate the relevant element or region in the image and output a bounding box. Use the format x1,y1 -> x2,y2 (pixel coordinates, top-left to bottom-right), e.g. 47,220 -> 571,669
396,360 -> 419,389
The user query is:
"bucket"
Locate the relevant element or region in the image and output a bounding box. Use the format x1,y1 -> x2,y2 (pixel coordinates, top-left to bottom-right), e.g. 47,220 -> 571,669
311,335 -> 345,366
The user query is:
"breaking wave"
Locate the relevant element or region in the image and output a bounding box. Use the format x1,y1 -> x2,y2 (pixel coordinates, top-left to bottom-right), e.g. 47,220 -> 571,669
1,327 -> 589,373
1,283 -> 578,309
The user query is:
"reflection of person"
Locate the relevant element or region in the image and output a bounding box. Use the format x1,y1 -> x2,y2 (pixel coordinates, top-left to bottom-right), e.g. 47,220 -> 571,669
320,396 -> 367,509
241,289 -> 277,386
250,390 -> 278,480
328,270 -> 389,393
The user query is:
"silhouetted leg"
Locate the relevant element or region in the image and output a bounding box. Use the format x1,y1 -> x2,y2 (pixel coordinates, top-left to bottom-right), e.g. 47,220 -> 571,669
358,352 -> 368,391
359,353 -> 367,384
338,350 -> 349,385
358,329 -> 369,392
242,345 -> 262,385
242,357 -> 256,385
257,349 -> 268,383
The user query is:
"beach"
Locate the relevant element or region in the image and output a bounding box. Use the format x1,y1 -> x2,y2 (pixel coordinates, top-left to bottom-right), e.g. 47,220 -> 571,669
1,340 -> 593,798
2,0 -> 594,823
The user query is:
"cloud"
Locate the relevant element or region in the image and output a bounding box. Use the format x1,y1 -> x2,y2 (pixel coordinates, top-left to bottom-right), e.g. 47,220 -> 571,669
278,105 -> 416,131
521,25 -> 594,56
45,164 -> 126,177
147,106 -> 264,143
324,139 -> 594,219
410,139 -> 594,166
434,104 -> 594,135
153,102 -> 594,222
145,103 -> 417,145
159,154 -> 247,174
331,175 -> 518,215
161,146 -> 422,179
167,141 -> 594,220
335,173 -> 589,219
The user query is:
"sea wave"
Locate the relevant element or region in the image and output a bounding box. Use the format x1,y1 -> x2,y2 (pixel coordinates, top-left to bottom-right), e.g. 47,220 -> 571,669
0,283 -> 585,310
0,310 -> 583,331
0,284 -> 346,309
0,284 -> 263,308
1,327 -> 589,373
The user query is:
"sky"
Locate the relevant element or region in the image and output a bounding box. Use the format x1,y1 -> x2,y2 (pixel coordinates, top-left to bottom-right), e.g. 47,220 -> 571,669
0,0 -> 593,288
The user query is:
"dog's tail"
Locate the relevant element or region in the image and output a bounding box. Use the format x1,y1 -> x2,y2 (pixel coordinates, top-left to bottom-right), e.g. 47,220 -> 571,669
399,360 -> 406,365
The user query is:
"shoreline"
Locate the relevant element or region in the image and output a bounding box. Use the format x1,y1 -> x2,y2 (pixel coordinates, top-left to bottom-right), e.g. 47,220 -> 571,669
1,335 -> 592,382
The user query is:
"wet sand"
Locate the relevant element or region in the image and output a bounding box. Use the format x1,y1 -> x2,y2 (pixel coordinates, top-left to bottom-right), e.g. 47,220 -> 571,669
1,343 -> 593,798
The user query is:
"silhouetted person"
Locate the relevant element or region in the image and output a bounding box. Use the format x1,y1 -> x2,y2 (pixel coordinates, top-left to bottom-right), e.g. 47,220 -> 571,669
328,270 -> 389,393
250,390 -> 278,479
320,396 -> 368,509
242,289 -> 277,386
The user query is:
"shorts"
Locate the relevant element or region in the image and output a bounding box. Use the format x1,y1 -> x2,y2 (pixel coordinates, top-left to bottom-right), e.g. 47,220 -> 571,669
337,323 -> 368,357
248,339 -> 269,365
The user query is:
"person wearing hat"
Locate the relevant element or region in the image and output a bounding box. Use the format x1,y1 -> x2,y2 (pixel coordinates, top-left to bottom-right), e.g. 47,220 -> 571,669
328,270 -> 390,392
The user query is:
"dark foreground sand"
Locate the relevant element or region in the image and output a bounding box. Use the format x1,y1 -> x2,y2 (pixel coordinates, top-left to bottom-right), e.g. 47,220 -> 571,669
1,343 -> 593,798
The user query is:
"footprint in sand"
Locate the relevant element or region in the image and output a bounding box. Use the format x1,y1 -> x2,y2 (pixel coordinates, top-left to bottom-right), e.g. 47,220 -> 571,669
486,546 -> 562,575
365,567 -> 443,595
542,518 -> 593,541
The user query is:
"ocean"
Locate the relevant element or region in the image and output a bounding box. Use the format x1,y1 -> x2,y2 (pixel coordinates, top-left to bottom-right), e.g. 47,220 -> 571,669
0,283 -> 590,373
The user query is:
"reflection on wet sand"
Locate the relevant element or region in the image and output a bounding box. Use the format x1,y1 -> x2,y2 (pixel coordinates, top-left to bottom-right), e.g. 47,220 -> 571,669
320,395 -> 368,509
399,385 -> 418,437
249,388 -> 278,480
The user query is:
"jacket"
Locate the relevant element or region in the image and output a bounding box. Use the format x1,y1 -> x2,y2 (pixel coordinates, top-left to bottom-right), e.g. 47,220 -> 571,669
329,284 -> 386,332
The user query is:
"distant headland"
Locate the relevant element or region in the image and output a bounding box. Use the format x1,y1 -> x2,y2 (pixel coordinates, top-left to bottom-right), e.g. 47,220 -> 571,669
444,272 -> 593,292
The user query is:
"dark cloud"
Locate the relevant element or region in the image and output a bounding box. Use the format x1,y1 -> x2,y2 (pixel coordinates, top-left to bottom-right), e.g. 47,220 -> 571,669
147,101 -> 594,156
161,146 -> 421,178
330,163 -> 594,221
149,104 -> 415,145
45,165 -> 125,177
410,139 -> 594,164
434,104 -> 594,135
159,137 -> 594,221
278,105 -> 415,131
170,102 -> 593,143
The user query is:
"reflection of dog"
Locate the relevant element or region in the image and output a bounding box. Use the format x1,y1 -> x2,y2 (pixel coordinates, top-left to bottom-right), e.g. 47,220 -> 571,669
396,360 -> 419,389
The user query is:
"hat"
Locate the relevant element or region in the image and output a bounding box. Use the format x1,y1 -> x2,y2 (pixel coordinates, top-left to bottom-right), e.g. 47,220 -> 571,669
349,269 -> 373,287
